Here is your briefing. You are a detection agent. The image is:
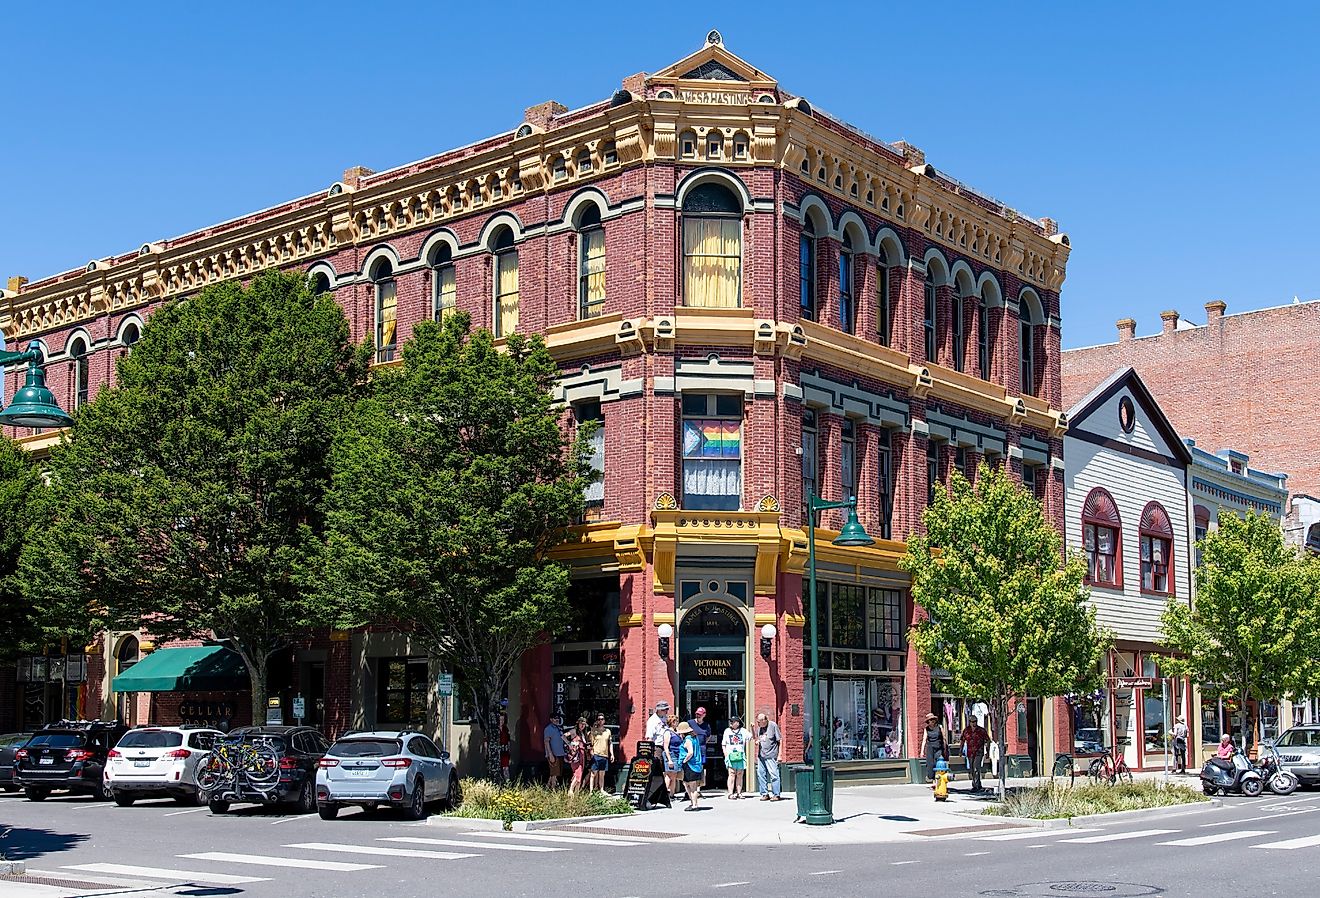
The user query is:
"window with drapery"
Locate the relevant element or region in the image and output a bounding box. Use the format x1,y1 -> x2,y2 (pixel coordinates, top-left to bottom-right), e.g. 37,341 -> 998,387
923,270 -> 938,362
577,205 -> 606,319
838,232 -> 857,333
680,392 -> 742,510
799,217 -> 817,321
373,261 -> 397,363
576,401 -> 605,520
802,408 -> 819,523
492,227 -> 519,337
432,244 -> 456,323
1082,487 -> 1122,587
840,418 -> 857,501
70,337 -> 89,409
977,292 -> 991,381
876,251 -> 891,346
1140,502 -> 1174,595
682,183 -> 742,308
876,428 -> 893,540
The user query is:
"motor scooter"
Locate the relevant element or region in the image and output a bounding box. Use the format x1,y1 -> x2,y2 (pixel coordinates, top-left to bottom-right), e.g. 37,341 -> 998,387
1200,749 -> 1263,797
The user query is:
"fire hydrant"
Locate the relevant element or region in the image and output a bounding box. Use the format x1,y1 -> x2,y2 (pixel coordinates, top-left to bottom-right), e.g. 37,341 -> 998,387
933,758 -> 950,802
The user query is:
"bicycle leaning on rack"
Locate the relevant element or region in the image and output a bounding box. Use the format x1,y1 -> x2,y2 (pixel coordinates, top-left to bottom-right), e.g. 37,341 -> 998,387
1086,742 -> 1134,786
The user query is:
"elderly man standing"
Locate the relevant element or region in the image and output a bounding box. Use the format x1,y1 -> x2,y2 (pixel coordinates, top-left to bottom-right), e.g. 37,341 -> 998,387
754,711 -> 783,800
645,700 -> 670,748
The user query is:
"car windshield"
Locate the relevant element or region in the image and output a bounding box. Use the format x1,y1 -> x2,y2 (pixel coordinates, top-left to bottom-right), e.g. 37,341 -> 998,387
331,739 -> 402,758
1277,729 -> 1320,748
117,731 -> 184,749
27,732 -> 83,748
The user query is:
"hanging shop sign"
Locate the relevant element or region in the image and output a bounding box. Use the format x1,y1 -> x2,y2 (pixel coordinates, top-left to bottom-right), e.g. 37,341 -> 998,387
1115,677 -> 1153,690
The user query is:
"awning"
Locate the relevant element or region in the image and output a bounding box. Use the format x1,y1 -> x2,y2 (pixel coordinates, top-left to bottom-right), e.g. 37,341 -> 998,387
111,645 -> 248,693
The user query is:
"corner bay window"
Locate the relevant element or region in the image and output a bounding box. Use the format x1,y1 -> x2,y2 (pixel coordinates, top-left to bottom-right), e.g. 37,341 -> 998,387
1081,487 -> 1121,587
1140,502 -> 1174,595
577,205 -> 606,319
681,393 -> 742,511
493,227 -> 519,337
682,182 -> 742,308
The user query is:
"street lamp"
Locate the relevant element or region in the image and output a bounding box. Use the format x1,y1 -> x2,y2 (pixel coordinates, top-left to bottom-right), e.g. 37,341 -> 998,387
804,492 -> 873,826
0,342 -> 74,428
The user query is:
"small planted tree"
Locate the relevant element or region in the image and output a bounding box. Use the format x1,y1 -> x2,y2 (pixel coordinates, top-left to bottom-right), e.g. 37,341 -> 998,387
1160,510 -> 1320,751
902,464 -> 1109,794
320,313 -> 592,780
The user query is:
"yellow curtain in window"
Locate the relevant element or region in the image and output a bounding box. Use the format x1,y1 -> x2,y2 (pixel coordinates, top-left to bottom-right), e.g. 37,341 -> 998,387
377,280 -> 397,348
435,266 -> 456,322
496,251 -> 519,336
581,229 -> 606,316
683,217 -> 740,308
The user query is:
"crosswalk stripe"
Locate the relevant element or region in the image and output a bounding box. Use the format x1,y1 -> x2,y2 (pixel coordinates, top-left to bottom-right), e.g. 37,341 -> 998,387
978,828 -> 1098,841
380,836 -> 565,853
63,863 -> 269,885
1158,830 -> 1275,847
286,842 -> 477,860
461,830 -> 648,847
1250,834 -> 1320,850
1059,829 -> 1179,843
181,852 -> 382,872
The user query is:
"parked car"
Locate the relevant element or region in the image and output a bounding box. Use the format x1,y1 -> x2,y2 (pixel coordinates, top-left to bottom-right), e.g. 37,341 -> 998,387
0,732 -> 33,792
105,725 -> 224,806
1073,727 -> 1105,755
202,725 -> 329,815
315,730 -> 461,820
1270,725 -> 1320,787
13,720 -> 128,801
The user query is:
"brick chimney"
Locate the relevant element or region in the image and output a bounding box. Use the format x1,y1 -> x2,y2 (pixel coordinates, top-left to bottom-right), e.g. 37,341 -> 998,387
341,166 -> 375,190
1160,310 -> 1180,334
523,101 -> 568,131
1117,318 -> 1136,342
6,276 -> 27,294
1039,217 -> 1058,237
892,141 -> 925,167
1205,300 -> 1227,323
622,72 -> 647,95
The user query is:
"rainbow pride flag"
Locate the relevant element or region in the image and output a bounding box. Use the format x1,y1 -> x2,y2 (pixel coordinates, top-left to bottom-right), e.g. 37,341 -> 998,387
683,420 -> 741,458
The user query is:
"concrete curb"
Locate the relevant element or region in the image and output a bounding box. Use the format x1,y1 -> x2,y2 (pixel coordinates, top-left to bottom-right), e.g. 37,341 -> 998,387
0,860 -> 26,876
428,812 -> 634,831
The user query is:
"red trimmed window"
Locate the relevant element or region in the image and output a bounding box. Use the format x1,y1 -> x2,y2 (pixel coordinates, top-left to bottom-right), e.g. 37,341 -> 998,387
1140,502 -> 1174,596
1081,488 -> 1121,588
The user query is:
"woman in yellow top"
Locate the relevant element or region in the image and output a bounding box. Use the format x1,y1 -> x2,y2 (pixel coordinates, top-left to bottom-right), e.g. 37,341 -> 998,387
589,715 -> 614,794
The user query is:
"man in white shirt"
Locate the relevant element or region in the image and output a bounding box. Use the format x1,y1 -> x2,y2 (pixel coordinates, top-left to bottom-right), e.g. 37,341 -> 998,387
645,701 -> 670,747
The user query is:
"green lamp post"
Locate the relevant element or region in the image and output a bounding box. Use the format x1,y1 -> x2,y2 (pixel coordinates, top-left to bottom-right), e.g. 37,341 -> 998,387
0,342 -> 75,429
804,492 -> 874,825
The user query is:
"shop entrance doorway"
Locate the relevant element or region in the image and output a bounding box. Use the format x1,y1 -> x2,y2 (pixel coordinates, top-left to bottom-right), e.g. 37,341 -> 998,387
678,601 -> 747,789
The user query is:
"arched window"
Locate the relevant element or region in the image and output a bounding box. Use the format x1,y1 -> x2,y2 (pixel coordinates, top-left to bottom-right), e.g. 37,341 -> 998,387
492,227 -> 519,337
838,233 -> 857,333
371,260 -> 397,362
309,272 -> 331,295
121,322 -> 141,356
799,217 -> 817,321
977,287 -> 991,381
876,246 -> 891,347
432,244 -> 456,323
576,205 -> 606,320
1082,488 -> 1121,588
1020,292 -> 1043,397
923,269 -> 938,362
681,182 -> 741,309
952,287 -> 966,372
1140,502 -> 1174,595
70,337 -> 89,409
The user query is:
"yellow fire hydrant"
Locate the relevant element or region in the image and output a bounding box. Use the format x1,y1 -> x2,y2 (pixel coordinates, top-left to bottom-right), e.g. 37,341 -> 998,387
933,758 -> 950,802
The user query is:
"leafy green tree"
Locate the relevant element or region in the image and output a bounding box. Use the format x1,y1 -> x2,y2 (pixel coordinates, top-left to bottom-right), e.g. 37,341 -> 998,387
0,437 -> 62,661
901,464 -> 1109,794
20,271 -> 369,720
1160,510 -> 1320,751
320,312 -> 592,780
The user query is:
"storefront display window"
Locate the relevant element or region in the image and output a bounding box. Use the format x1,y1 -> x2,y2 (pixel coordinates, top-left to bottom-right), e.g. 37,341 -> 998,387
376,658 -> 428,727
1071,690 -> 1107,755
929,686 -> 990,751
1260,701 -> 1280,743
1201,694 -> 1225,749
552,576 -> 621,727
1141,657 -> 1169,760
811,675 -> 904,760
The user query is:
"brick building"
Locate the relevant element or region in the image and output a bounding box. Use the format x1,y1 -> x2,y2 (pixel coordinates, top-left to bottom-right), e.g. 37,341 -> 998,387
1,34 -> 1072,782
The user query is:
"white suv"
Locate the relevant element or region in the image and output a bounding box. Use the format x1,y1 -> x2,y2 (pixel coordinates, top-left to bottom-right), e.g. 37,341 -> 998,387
105,726 -> 224,806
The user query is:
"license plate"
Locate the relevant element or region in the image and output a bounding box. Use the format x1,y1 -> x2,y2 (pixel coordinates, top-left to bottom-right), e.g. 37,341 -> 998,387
39,757 -> 53,765
134,760 -> 151,767
348,769 -> 374,777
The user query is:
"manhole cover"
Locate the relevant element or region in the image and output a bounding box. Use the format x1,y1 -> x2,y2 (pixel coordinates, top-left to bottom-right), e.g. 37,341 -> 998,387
1052,886 -> 1116,894
982,884 -> 1161,898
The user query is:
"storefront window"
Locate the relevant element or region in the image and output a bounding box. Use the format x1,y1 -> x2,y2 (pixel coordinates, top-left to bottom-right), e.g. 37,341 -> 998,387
929,686 -> 990,751
1201,694 -> 1225,748
1260,701 -> 1280,743
377,658 -> 428,727
1071,690 -> 1107,755
811,675 -> 905,760
1141,657 -> 1169,760
552,576 -> 621,728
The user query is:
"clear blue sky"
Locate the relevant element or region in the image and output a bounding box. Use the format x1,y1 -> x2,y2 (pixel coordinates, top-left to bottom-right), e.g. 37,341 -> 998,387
3,2 -> 1316,348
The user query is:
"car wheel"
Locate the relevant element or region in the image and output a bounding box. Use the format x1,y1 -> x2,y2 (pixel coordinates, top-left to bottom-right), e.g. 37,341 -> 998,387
317,802 -> 340,821
89,779 -> 110,801
208,799 -> 230,815
445,775 -> 462,810
113,792 -> 136,807
24,788 -> 49,802
403,778 -> 426,820
295,778 -> 316,814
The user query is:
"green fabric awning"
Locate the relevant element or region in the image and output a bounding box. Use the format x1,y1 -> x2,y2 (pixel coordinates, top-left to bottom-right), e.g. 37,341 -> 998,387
111,645 -> 248,693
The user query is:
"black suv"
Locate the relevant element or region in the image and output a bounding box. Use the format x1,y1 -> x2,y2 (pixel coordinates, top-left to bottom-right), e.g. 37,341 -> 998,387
205,725 -> 329,814
14,720 -> 129,801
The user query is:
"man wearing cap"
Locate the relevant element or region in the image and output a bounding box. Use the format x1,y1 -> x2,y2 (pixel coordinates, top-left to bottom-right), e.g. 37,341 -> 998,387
645,700 -> 671,748
687,706 -> 712,795
543,711 -> 566,788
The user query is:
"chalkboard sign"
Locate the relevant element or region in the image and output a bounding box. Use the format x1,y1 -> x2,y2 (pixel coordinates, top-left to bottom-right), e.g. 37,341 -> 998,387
623,740 -> 669,810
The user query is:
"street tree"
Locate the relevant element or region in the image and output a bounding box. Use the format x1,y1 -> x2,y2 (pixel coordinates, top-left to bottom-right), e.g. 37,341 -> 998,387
21,271 -> 369,720
1160,510 -> 1320,751
0,437 -> 65,661
901,464 -> 1109,794
320,312 -> 592,780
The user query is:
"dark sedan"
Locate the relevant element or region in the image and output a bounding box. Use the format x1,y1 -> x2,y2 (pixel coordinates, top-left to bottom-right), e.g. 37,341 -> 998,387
203,725 -> 330,814
0,732 -> 33,792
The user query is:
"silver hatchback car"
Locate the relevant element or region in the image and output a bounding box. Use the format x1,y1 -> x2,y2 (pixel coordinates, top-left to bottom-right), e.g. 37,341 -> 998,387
315,731 -> 461,820
1272,725 -> 1320,787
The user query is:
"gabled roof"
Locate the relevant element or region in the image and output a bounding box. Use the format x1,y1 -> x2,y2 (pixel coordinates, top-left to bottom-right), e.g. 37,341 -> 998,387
648,31 -> 778,90
1067,367 -> 1193,464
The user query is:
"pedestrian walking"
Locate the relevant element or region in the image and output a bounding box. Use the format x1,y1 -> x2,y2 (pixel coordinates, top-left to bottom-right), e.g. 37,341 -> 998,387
589,714 -> 614,794
662,714 -> 682,800
568,716 -> 590,793
686,706 -> 711,797
721,716 -> 750,799
1172,716 -> 1189,774
542,711 -> 566,788
753,711 -> 782,801
960,715 -> 988,792
677,722 -> 704,811
922,712 -> 949,788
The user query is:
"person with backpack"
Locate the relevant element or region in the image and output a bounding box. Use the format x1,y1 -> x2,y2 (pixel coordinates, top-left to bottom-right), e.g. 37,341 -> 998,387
677,721 -> 705,811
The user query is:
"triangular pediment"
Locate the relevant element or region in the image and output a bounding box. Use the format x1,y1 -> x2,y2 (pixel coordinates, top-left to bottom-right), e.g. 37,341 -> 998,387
650,32 -> 777,89
681,59 -> 746,82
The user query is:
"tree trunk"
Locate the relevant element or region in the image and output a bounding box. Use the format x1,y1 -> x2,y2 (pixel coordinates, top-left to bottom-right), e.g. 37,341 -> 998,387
246,652 -> 269,727
995,694 -> 1010,797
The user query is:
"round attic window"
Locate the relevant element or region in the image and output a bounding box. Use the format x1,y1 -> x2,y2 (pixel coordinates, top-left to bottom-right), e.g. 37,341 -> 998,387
1118,396 -> 1136,434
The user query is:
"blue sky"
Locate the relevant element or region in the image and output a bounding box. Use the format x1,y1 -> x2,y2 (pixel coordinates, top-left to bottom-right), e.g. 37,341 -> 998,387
3,2 -> 1316,348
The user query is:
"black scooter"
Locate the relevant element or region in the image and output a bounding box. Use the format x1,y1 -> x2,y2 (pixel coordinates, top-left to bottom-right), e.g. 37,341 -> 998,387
1200,749 -> 1263,797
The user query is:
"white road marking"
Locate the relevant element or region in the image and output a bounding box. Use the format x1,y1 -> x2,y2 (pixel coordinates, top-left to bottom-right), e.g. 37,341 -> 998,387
286,842 -> 477,860
892,860 -> 917,865
462,830 -> 647,847
381,836 -> 563,853
163,806 -> 211,817
181,851 -> 382,871
1251,833 -> 1320,850
1060,828 -> 1179,843
1201,807 -> 1318,827
713,883 -> 751,889
64,862 -> 269,884
270,814 -> 309,824
809,870 -> 842,875
979,828 -> 1098,841
965,851 -> 990,856
1158,830 -> 1274,846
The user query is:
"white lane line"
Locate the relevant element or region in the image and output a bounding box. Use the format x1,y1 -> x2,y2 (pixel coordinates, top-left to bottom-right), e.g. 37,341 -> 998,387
462,830 -> 647,847
713,883 -> 750,889
965,851 -> 990,856
381,836 -> 563,853
163,807 -> 212,817
1060,828 -> 1179,843
1251,834 -> 1320,850
980,828 -> 1098,841
892,860 -> 917,865
270,814 -> 310,825
64,863 -> 269,885
809,870 -> 842,875
1201,808 -> 1319,827
1158,830 -> 1275,847
287,842 -> 477,860
181,852 -> 382,871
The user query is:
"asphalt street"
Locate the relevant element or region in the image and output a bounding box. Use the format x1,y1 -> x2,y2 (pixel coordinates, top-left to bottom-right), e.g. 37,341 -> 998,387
3,788 -> 1320,897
